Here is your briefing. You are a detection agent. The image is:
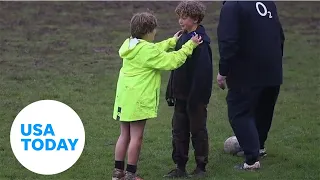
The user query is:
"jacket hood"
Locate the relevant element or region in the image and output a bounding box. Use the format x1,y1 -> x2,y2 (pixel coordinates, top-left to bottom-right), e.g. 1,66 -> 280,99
119,38 -> 145,60
195,25 -> 211,44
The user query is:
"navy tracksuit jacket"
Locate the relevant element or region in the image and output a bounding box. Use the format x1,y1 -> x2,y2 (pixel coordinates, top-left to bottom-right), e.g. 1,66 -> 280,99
218,1 -> 285,88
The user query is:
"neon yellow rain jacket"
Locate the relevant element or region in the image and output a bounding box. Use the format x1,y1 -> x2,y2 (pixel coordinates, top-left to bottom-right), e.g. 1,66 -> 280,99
113,37 -> 197,121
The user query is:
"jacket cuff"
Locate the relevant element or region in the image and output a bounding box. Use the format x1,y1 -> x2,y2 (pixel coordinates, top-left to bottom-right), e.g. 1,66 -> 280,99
186,40 -> 198,49
171,37 -> 178,43
168,37 -> 177,47
219,64 -> 229,76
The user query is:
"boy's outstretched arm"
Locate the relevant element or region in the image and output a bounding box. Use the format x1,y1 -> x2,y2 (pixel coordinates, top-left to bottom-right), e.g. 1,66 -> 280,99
143,40 -> 197,70
154,31 -> 182,52
154,37 -> 177,52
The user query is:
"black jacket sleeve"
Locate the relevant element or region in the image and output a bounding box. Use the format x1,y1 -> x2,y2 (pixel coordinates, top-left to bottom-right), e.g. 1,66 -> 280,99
188,43 -> 213,105
217,1 -> 241,76
165,71 -> 175,106
280,26 -> 285,57
275,3 -> 285,57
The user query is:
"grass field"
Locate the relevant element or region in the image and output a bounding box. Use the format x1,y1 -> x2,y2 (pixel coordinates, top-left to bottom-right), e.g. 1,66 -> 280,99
1,1 -> 320,180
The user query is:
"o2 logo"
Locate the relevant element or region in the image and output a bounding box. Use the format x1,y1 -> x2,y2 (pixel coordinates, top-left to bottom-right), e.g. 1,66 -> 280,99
10,100 -> 85,175
256,2 -> 273,19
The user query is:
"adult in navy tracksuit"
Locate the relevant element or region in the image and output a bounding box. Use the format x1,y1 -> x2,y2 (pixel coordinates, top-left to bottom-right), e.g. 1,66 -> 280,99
165,25 -> 213,177
217,1 -> 285,170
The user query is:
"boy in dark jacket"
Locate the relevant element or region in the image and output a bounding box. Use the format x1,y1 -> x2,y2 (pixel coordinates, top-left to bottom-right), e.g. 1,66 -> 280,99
164,1 -> 213,178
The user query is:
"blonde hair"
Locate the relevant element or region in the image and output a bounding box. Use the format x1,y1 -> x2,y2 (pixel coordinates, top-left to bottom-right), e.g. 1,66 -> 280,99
175,1 -> 206,24
130,12 -> 158,39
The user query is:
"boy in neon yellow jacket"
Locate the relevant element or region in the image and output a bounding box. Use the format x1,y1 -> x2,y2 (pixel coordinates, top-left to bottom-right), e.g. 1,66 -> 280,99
112,12 -> 203,180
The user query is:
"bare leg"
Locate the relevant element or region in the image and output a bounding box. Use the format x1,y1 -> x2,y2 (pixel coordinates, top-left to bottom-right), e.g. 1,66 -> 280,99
123,120 -> 147,179
113,122 -> 131,179
127,120 -> 146,166
115,122 -> 130,163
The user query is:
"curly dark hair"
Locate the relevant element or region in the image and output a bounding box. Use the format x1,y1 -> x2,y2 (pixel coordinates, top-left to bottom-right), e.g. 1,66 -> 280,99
175,1 -> 206,24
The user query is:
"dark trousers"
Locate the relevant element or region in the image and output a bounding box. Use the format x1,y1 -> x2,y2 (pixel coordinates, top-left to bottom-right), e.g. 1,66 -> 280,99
171,99 -> 209,170
226,86 -> 280,164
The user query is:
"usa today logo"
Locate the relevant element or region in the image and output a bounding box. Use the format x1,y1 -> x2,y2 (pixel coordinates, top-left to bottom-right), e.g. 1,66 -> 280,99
10,100 -> 85,175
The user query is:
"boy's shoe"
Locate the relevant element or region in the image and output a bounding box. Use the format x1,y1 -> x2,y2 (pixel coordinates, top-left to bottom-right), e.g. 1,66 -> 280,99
188,167 -> 206,178
122,171 -> 143,180
112,168 -> 125,180
235,148 -> 267,158
234,161 -> 261,171
163,168 -> 188,178
259,148 -> 267,157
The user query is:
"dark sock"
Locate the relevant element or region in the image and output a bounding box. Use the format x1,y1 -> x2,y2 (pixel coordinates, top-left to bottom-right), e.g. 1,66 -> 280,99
115,160 -> 125,170
177,164 -> 186,172
197,163 -> 206,172
126,164 -> 137,174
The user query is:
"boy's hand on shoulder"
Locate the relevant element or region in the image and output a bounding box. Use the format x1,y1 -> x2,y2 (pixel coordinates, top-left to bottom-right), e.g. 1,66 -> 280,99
173,30 -> 183,40
191,34 -> 203,46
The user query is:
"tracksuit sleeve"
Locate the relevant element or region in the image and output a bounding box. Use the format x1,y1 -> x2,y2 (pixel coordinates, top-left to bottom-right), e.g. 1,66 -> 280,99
154,37 -> 177,52
217,2 -> 241,76
280,26 -> 285,57
143,40 -> 197,70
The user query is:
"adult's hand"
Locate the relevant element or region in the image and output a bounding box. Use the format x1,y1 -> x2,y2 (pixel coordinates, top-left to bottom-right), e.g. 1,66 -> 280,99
217,73 -> 227,90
